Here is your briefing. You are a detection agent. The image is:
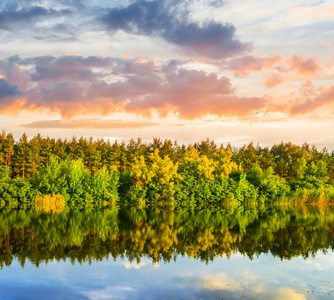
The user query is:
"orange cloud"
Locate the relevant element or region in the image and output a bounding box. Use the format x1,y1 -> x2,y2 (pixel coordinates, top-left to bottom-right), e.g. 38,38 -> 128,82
286,55 -> 323,75
290,85 -> 334,115
0,98 -> 27,115
229,54 -> 331,89
228,54 -> 282,75
265,75 -> 286,88
297,80 -> 317,96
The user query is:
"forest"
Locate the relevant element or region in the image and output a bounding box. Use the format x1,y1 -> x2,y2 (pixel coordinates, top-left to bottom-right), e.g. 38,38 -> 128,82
1,131 -> 334,205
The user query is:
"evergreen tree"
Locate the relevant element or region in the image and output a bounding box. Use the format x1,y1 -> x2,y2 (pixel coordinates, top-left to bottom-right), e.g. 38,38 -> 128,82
29,134 -> 42,175
39,136 -> 53,165
68,136 -> 79,160
54,138 -> 68,161
13,133 -> 33,178
1,132 -> 14,176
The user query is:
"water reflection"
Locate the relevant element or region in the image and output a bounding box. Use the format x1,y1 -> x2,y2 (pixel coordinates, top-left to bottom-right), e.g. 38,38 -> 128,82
1,204 -> 334,268
1,252 -> 334,299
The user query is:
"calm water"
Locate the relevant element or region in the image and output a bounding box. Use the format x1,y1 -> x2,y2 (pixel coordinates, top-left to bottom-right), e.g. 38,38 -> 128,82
1,205 -> 334,299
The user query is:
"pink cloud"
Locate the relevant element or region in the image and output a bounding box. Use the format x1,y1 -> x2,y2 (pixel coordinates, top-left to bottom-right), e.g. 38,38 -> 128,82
228,54 -> 332,88
290,85 -> 334,115
228,54 -> 282,75
265,75 -> 286,88
320,42 -> 334,48
297,80 -> 318,96
286,55 -> 323,75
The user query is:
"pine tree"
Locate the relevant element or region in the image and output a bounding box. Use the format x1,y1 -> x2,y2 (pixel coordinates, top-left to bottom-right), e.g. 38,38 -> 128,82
54,138 -> 68,161
85,137 -> 101,174
13,133 -> 33,178
40,136 -> 53,165
98,138 -> 109,167
1,132 -> 14,173
68,136 -> 79,160
29,134 -> 42,175
0,131 -> 6,167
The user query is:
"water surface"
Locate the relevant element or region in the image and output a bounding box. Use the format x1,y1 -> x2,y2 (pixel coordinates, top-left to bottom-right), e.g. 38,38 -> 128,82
1,205 -> 334,299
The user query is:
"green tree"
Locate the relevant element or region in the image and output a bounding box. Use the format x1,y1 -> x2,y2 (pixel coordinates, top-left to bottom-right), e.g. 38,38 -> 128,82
65,159 -> 91,201
89,166 -> 119,202
31,156 -> 67,196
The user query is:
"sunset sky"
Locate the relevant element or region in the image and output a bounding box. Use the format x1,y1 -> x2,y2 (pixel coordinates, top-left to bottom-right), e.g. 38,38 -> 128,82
0,0 -> 333,148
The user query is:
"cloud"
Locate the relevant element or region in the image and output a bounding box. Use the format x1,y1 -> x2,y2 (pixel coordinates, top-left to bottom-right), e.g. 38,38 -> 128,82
228,54 -> 329,77
0,78 -> 22,99
268,55 -> 332,87
178,0 -> 226,8
0,57 -> 32,90
87,66 -> 267,119
286,55 -> 324,75
0,5 -> 71,30
21,119 -> 160,129
320,42 -> 334,48
227,54 -> 332,88
265,75 -> 285,88
0,55 -> 267,119
16,55 -> 163,84
57,0 -> 86,9
272,287 -> 306,300
101,0 -> 249,59
30,22 -> 79,42
297,80 -> 318,97
290,85 -> 334,115
206,0 -> 225,7
228,54 -> 282,75
287,4 -> 334,22
18,55 -> 113,82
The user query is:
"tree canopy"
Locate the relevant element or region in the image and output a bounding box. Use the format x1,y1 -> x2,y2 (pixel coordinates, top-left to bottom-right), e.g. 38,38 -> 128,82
1,131 -> 334,205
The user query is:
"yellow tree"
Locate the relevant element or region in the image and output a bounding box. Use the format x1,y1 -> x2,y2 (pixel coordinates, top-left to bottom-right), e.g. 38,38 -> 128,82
213,148 -> 240,178
180,146 -> 216,180
130,149 -> 181,202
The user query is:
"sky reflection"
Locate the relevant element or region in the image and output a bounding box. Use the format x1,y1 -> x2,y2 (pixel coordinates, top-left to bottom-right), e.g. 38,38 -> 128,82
2,251 -> 334,300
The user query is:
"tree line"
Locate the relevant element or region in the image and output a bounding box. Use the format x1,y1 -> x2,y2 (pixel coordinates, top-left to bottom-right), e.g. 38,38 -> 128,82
1,131 -> 334,204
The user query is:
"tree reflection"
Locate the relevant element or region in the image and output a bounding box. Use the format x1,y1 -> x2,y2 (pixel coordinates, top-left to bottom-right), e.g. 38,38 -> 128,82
1,204 -> 334,268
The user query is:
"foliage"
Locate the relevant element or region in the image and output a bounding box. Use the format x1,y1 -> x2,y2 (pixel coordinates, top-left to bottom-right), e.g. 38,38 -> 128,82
0,131 -> 334,205
127,149 -> 181,203
246,165 -> 290,202
0,177 -> 38,204
31,156 -> 68,196
88,166 -> 119,203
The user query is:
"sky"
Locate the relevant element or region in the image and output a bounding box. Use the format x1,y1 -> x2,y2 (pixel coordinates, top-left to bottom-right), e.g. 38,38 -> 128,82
0,0 -> 334,148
